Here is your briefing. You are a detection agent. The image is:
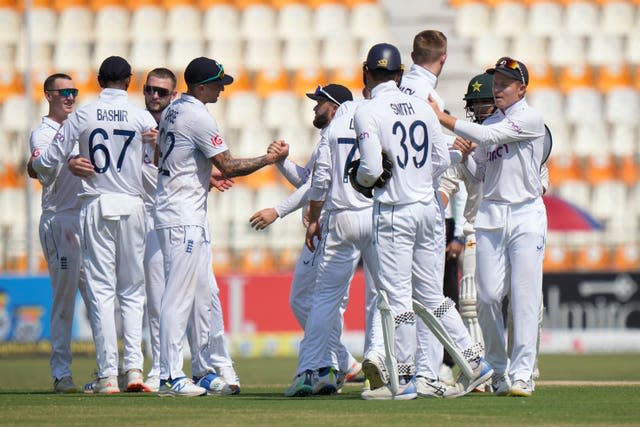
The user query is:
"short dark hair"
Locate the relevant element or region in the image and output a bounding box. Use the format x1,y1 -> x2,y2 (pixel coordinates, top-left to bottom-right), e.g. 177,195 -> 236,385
43,73 -> 72,92
412,30 -> 447,65
146,67 -> 177,89
368,68 -> 399,83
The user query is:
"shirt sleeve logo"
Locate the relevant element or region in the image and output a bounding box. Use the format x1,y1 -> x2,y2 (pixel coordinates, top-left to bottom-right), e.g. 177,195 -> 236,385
211,134 -> 224,147
32,149 -> 41,157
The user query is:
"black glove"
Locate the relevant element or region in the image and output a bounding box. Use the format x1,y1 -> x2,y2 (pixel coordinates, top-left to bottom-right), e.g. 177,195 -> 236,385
347,159 -> 374,198
374,151 -> 393,188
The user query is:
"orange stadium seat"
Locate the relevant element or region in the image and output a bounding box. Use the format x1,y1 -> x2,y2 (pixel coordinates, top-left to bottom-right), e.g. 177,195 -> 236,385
597,63 -> 632,93
89,0 -> 126,10
234,0 -> 268,9
70,69 -> 101,96
292,68 -> 328,97
220,68 -> 251,96
52,0 -> 88,10
526,63 -> 557,93
211,246 -> 233,275
254,68 -> 290,97
558,64 -> 595,94
543,243 -> 575,272
617,155 -> 639,185
574,243 -> 612,272
0,71 -> 23,102
547,155 -> 583,186
126,0 -> 161,10
329,66 -> 363,96
583,155 -> 616,185
239,247 -> 277,273
612,243 -> 640,271
16,0 -> 52,9
275,247 -> 299,271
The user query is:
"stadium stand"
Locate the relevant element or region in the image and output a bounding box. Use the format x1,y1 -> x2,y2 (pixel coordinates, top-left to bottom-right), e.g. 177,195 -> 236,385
1,0 -> 638,272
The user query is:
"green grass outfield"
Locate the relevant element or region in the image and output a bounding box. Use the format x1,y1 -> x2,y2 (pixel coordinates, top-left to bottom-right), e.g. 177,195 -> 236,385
0,354 -> 639,426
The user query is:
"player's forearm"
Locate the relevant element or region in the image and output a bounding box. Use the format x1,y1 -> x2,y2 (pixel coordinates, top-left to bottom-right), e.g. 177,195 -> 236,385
276,158 -> 308,188
306,200 -> 324,224
275,181 -> 310,218
215,152 -> 272,178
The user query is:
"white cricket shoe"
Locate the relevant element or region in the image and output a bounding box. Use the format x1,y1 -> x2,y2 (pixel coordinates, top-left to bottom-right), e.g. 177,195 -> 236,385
415,376 -> 463,399
158,377 -> 207,397
216,366 -> 241,395
125,369 -> 150,392
53,376 -> 78,393
144,375 -> 160,392
491,373 -> 511,396
312,367 -> 337,395
361,352 -> 389,390
84,375 -> 120,394
284,370 -> 314,397
438,363 -> 456,386
361,376 -> 417,401
457,357 -> 494,394
510,379 -> 532,397
194,372 -> 233,396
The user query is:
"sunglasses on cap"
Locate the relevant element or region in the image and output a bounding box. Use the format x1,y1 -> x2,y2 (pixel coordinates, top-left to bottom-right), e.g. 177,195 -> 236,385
497,58 -> 525,85
46,88 -> 79,97
312,85 -> 341,105
143,85 -> 172,97
196,63 -> 225,85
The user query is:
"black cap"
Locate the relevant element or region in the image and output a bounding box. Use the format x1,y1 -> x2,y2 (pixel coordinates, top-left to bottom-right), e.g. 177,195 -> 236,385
306,84 -> 353,105
365,43 -> 403,71
98,56 -> 132,82
184,57 -> 234,86
486,57 -> 529,85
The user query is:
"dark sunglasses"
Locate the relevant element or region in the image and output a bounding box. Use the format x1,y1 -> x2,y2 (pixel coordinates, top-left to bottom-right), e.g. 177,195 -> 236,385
143,85 -> 172,97
46,88 -> 78,97
498,58 -> 525,85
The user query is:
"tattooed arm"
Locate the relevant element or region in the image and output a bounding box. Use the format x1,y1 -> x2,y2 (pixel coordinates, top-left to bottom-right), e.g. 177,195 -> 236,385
212,140 -> 289,178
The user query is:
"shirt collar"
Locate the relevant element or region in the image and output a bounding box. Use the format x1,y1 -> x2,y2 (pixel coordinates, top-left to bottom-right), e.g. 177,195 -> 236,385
98,87 -> 128,101
42,116 -> 62,130
371,80 -> 400,98
409,64 -> 438,89
501,97 -> 527,116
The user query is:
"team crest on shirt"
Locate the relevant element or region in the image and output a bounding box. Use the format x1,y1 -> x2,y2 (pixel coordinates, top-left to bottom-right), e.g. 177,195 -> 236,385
55,132 -> 64,143
32,149 -> 41,158
211,135 -> 224,147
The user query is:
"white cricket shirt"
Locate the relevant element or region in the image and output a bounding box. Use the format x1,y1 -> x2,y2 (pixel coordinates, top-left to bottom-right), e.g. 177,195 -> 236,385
154,93 -> 229,229
355,80 -> 451,205
309,100 -> 371,211
455,98 -> 545,204
29,116 -> 82,214
32,88 -> 156,199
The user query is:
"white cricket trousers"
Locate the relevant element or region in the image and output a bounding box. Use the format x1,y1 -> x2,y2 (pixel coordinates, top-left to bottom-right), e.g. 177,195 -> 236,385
475,197 -> 546,383
415,199 -> 446,380
157,225 -> 210,380
39,211 -> 87,380
80,195 -> 146,378
297,208 -> 381,373
290,241 -> 359,373
144,214 -> 164,378
372,200 -> 473,376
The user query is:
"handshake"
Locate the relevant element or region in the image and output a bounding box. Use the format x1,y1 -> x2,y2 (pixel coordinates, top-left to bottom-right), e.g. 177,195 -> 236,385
348,151 -> 393,198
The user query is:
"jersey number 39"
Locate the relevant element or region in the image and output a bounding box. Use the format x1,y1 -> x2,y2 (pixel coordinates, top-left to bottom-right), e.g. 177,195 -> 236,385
393,120 -> 429,169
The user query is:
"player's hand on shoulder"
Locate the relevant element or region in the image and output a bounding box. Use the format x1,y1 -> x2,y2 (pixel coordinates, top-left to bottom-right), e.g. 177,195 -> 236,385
68,155 -> 95,178
249,208 -> 278,230
427,94 -> 441,114
209,170 -> 234,192
142,128 -> 159,147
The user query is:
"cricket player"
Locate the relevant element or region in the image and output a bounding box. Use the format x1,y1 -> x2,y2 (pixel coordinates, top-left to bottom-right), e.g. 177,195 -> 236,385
32,56 -> 157,394
251,85 -> 363,395
430,57 -> 547,397
154,56 -> 288,397
352,43 -> 493,400
398,29 -> 468,395
138,68 -> 239,394
282,87 -> 383,397
26,73 -> 86,393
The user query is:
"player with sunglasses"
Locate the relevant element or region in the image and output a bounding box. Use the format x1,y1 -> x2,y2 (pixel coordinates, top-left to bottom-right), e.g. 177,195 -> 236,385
429,57 -> 547,397
154,57 -> 289,396
26,74 -> 86,394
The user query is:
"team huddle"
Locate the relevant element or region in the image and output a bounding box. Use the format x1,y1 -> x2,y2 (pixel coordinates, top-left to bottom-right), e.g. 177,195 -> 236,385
28,28 -> 548,400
